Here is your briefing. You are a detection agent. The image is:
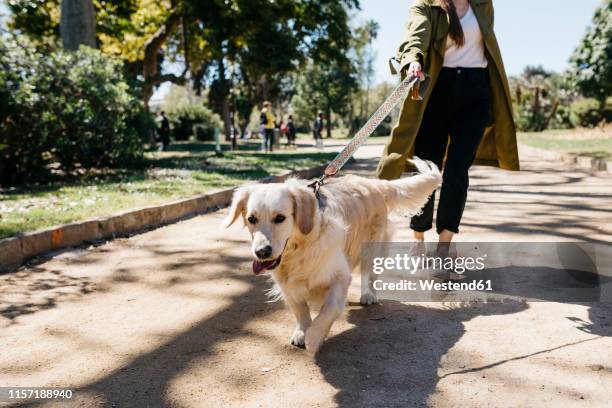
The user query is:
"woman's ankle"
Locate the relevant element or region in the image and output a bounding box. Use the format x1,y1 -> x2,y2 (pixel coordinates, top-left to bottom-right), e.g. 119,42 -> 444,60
438,229 -> 454,243
413,231 -> 425,241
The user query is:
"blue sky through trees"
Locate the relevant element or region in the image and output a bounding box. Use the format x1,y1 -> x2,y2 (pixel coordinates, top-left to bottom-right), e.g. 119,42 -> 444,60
359,0 -> 602,84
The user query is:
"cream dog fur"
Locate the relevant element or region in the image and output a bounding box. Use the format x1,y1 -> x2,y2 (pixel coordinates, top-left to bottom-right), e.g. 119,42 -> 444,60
222,158 -> 441,353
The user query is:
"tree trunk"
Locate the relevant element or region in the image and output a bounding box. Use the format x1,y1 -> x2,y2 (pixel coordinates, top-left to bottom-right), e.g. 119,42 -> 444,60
223,102 -> 232,143
543,100 -> 559,131
214,58 -> 233,142
364,80 -> 371,119
531,86 -> 541,130
260,75 -> 269,101
60,0 -> 96,50
359,90 -> 365,124
347,102 -> 355,137
231,117 -> 238,150
142,10 -> 183,110
325,104 -> 332,139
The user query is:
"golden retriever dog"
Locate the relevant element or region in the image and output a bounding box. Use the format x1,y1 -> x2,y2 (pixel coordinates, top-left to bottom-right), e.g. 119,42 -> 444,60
222,158 -> 441,353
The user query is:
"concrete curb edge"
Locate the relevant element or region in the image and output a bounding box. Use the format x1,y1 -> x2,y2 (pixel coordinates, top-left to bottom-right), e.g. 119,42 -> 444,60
519,144 -> 612,173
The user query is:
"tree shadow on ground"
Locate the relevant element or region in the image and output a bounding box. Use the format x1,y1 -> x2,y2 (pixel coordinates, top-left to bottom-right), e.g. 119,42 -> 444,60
315,241 -> 612,407
6,253 -> 612,407
0,267 -> 96,326
315,300 -> 528,408
5,237 -> 274,407
163,141 -> 263,152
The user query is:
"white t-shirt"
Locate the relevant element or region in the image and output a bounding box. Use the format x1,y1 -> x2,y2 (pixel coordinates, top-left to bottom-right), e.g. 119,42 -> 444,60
443,5 -> 488,68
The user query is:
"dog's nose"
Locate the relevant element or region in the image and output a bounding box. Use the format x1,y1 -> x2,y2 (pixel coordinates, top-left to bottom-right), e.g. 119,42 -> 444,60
255,245 -> 273,260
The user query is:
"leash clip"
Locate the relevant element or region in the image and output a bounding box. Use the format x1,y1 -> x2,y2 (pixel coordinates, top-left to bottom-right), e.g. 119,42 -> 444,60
307,174 -> 327,199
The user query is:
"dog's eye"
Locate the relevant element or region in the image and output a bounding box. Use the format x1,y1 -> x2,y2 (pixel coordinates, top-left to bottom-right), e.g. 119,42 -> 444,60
273,215 -> 286,224
247,215 -> 258,224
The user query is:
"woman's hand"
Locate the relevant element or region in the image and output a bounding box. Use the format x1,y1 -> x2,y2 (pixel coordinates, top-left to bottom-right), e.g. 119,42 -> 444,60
408,62 -> 426,81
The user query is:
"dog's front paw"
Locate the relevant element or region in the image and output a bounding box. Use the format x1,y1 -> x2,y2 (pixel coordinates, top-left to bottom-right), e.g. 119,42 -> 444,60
290,329 -> 306,348
360,290 -> 378,306
305,326 -> 325,354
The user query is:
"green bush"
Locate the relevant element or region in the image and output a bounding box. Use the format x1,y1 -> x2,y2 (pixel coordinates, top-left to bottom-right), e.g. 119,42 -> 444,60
129,109 -> 158,145
165,103 -> 222,141
548,105 -> 574,130
569,98 -> 605,128
0,38 -> 144,184
514,103 -> 548,132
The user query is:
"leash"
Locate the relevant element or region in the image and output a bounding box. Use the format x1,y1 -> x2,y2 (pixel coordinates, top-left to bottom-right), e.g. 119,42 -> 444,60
308,72 -> 430,197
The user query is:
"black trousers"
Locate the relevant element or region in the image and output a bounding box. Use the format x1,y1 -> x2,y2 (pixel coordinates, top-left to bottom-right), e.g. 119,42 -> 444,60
411,67 -> 492,234
264,128 -> 275,151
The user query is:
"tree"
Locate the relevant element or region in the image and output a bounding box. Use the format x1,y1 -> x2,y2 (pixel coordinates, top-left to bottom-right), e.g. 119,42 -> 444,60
98,0 -> 192,109
355,20 -> 379,119
7,0 -> 361,128
190,0 -> 359,140
510,66 -> 573,132
292,59 -> 357,137
8,0 -> 192,108
568,0 -> 612,109
60,0 -> 96,50
347,19 -> 379,136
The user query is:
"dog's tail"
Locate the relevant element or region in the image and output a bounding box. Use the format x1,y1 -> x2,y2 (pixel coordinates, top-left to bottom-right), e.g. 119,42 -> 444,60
375,157 -> 442,216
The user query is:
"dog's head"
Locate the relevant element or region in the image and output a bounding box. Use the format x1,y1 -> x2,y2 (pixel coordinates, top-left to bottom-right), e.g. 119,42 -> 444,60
222,182 -> 317,275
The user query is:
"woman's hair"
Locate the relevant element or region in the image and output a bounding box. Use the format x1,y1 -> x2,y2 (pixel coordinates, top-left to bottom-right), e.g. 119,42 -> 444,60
440,0 -> 465,47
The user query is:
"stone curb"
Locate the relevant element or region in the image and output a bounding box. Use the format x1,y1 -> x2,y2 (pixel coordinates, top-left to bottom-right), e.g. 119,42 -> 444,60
519,144 -> 612,173
0,165 -> 326,272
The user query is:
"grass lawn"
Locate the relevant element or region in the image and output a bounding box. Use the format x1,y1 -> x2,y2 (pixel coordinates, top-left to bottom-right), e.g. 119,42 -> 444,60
0,140 -> 335,239
518,128 -> 612,160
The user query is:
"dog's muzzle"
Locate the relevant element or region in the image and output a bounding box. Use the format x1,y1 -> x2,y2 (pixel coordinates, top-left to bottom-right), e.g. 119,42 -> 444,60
252,256 -> 282,275
251,239 -> 289,275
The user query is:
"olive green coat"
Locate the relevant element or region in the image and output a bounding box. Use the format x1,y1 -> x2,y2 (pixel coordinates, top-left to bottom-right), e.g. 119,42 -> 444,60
377,0 -> 519,180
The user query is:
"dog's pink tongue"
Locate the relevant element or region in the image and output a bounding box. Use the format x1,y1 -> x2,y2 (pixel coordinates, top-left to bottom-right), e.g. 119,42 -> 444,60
252,259 -> 275,275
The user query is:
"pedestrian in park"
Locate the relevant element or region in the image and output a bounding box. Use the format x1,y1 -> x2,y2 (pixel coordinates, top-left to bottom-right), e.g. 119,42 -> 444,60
260,101 -> 276,152
313,111 -> 324,150
158,110 -> 171,151
286,115 -> 297,148
377,0 -> 518,245
280,119 -> 289,145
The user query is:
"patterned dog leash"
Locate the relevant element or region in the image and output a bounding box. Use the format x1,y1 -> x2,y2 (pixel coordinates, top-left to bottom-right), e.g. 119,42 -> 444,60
308,72 -> 430,196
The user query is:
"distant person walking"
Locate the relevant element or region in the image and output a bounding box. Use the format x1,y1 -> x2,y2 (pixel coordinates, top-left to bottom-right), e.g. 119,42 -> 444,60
260,101 -> 276,152
286,115 -> 296,148
313,111 -> 324,150
158,111 -> 170,151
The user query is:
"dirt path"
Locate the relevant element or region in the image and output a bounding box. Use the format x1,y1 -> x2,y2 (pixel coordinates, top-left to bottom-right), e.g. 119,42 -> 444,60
1,141 -> 611,407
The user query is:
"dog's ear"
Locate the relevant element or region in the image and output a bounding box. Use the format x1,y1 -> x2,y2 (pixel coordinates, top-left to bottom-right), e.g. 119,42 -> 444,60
290,185 -> 317,235
222,187 -> 251,228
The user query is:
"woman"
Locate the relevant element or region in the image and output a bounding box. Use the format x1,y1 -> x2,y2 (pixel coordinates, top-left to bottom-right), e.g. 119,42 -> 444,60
286,115 -> 297,148
313,111 -> 324,150
377,0 -> 519,244
260,101 -> 276,152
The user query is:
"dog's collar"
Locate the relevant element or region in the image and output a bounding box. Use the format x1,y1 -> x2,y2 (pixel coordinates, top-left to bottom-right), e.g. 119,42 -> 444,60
307,179 -> 327,209
315,189 -> 326,209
